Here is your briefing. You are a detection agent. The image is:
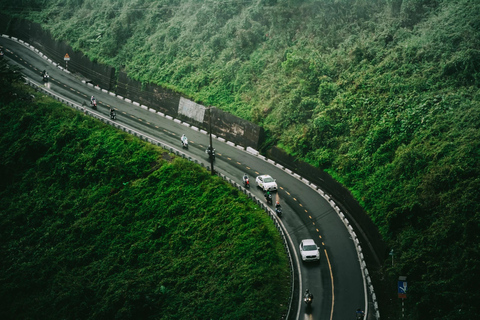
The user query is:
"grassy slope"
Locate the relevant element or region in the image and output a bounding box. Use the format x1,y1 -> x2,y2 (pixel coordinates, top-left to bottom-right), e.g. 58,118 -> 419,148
1,0 -> 480,318
0,86 -> 290,319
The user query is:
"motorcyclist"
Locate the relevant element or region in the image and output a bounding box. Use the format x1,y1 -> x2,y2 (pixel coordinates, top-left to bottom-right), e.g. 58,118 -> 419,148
275,200 -> 282,217
243,173 -> 249,184
264,190 -> 272,204
304,289 -> 313,304
91,96 -> 95,104
109,108 -> 115,118
206,145 -> 215,159
356,308 -> 365,319
181,134 -> 188,148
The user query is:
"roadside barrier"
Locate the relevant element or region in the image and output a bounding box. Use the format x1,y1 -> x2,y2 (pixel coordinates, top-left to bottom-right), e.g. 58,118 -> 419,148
219,176 -> 296,320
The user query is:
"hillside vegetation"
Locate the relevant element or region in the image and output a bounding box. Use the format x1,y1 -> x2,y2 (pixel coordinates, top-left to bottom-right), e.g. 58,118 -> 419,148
0,64 -> 290,319
1,0 -> 480,318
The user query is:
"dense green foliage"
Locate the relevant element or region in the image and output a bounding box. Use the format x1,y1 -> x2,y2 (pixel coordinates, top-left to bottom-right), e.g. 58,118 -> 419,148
0,58 -> 24,101
0,85 -> 290,319
1,0 -> 480,318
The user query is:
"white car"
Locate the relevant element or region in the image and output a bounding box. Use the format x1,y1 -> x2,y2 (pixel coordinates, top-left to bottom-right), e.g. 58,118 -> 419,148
256,175 -> 277,192
299,239 -> 320,262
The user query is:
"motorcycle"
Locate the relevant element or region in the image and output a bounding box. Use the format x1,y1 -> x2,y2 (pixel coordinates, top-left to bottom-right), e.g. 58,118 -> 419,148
304,291 -> 313,306
206,146 -> 215,161
181,136 -> 188,149
356,309 -> 365,320
264,192 -> 273,205
275,205 -> 282,217
110,110 -> 116,120
243,177 -> 250,188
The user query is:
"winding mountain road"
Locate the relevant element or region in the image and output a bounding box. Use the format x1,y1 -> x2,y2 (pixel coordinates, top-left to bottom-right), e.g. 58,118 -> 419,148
1,35 -> 370,320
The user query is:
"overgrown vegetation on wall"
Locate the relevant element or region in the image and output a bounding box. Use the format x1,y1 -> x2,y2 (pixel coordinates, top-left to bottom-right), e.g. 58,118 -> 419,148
1,0 -> 480,318
0,64 -> 290,319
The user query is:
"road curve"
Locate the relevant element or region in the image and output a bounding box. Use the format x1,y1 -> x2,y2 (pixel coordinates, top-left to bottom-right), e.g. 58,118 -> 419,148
1,35 -> 375,320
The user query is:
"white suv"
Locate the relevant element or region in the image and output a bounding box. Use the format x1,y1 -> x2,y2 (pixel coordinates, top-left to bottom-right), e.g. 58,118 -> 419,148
299,239 -> 320,262
256,175 -> 278,192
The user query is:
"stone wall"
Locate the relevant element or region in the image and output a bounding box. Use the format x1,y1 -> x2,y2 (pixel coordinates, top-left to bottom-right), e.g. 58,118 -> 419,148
116,70 -> 181,117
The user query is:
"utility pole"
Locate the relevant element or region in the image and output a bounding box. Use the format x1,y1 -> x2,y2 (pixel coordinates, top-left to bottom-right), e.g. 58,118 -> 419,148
208,106 -> 215,175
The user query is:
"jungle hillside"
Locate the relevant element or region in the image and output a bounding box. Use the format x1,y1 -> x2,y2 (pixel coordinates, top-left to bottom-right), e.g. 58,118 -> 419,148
0,61 -> 290,319
1,0 -> 480,319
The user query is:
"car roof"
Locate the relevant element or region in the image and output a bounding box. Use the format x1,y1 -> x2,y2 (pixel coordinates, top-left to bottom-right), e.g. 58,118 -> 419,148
258,174 -> 272,179
302,239 -> 316,246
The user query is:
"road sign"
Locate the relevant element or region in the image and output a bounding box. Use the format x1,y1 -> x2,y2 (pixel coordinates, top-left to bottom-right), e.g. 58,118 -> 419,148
398,279 -> 407,299
64,53 -> 70,61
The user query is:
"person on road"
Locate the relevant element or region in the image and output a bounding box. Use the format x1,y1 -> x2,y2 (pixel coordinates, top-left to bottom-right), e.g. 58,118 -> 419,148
181,134 -> 188,148
356,308 -> 365,319
264,190 -> 272,204
275,201 -> 281,210
90,96 -> 97,107
304,289 -> 313,306
206,145 -> 215,159
305,289 -> 313,299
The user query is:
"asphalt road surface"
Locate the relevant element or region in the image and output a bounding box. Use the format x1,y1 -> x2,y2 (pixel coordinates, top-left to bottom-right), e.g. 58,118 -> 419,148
1,36 -> 367,320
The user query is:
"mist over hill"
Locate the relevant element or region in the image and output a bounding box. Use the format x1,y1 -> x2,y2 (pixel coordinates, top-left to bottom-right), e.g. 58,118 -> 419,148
1,0 -> 480,318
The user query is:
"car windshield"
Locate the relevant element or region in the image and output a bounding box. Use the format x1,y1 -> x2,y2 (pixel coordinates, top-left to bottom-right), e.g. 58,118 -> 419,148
263,177 -> 274,183
303,245 -> 317,251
